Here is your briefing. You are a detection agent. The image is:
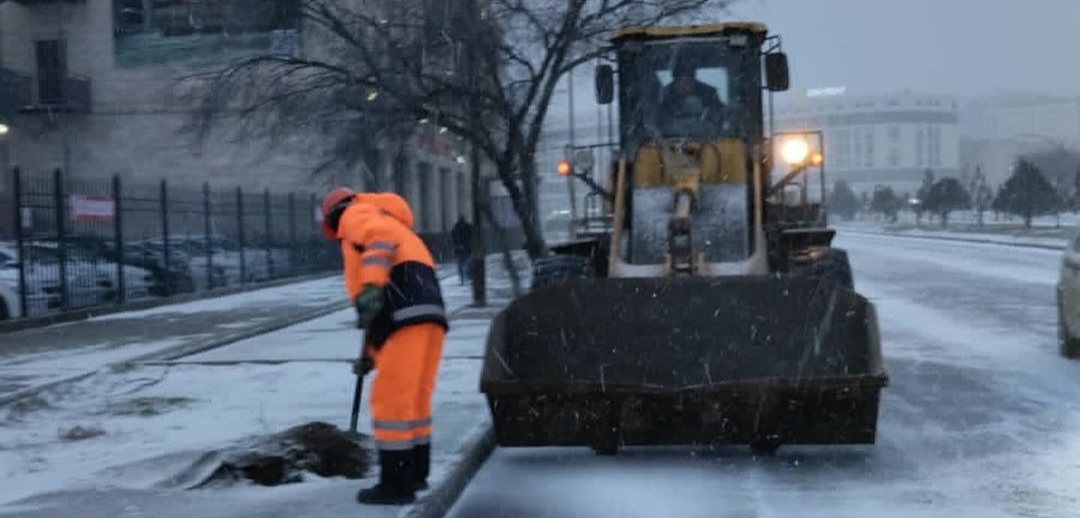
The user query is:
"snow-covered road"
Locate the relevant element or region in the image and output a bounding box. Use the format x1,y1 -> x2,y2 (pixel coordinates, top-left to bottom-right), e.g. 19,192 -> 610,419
448,232 -> 1080,518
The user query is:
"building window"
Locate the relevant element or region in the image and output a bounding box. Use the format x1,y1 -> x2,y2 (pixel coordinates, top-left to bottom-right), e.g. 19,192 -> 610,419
458,172 -> 468,218
852,127 -> 864,168
836,129 -> 850,168
865,129 -> 875,168
392,155 -> 408,195
915,126 -> 925,166
35,40 -> 67,105
440,167 -> 454,229
888,148 -> 900,167
888,126 -> 900,141
113,0 -> 301,67
418,162 -> 433,232
929,126 -> 942,166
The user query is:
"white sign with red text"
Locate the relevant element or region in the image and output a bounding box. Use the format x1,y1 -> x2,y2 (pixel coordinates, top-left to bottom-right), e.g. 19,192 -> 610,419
70,195 -> 116,222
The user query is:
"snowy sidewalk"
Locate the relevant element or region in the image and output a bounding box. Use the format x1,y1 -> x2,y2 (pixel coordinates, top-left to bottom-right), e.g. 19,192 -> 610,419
0,257 -> 524,517
834,220 -> 1068,250
0,265 -> 456,402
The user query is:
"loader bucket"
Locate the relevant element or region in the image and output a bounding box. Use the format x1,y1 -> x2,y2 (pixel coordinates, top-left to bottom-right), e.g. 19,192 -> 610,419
480,276 -> 887,451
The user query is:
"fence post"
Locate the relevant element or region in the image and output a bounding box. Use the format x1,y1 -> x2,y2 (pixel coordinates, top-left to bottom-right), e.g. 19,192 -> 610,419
264,189 -> 273,278
12,167 -> 27,318
287,192 -> 296,277
113,175 -> 125,304
53,168 -> 69,312
236,186 -> 246,284
310,193 -> 317,274
160,179 -> 171,294
203,182 -> 213,289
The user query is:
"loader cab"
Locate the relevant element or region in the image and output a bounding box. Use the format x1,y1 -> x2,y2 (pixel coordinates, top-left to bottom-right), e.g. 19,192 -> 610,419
611,26 -> 769,153
602,24 -> 782,276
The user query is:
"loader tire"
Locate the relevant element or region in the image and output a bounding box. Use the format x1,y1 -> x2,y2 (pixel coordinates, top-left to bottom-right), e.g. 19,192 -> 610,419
749,436 -> 782,456
593,443 -> 619,456
531,255 -> 592,289
1058,300 -> 1080,359
792,248 -> 854,290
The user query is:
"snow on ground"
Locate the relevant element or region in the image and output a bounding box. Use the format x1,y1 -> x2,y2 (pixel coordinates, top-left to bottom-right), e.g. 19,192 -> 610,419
0,313 -> 492,516
0,266 -> 464,399
859,209 -> 1080,231
0,258 -> 513,517
835,215 -> 1072,249
447,231 -> 1080,518
90,276 -> 344,321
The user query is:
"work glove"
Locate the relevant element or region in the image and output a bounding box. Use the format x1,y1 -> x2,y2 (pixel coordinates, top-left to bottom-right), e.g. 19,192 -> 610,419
352,355 -> 374,377
353,285 -> 385,329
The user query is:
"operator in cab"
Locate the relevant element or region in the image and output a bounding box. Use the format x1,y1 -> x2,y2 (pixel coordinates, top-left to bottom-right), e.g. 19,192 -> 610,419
658,60 -> 725,130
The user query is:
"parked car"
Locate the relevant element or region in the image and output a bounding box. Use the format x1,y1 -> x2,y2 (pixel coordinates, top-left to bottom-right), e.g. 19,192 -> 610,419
19,240 -> 155,308
0,268 -> 20,320
123,241 -> 197,296
0,243 -> 63,318
1059,233 -> 1080,358
147,236 -> 231,291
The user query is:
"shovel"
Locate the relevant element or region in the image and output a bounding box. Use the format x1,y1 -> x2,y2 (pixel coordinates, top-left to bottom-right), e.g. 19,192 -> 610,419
348,342 -> 373,436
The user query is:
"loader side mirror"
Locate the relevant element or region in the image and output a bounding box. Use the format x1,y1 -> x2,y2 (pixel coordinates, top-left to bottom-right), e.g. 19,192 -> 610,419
595,64 -> 614,105
765,53 -> 790,92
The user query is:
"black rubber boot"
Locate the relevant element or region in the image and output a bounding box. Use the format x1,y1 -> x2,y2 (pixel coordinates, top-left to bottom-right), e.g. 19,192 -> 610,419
413,443 -> 430,491
357,450 -> 416,505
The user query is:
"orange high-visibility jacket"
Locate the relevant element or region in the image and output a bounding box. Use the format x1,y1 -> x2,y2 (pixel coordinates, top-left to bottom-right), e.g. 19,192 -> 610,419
337,193 -> 447,346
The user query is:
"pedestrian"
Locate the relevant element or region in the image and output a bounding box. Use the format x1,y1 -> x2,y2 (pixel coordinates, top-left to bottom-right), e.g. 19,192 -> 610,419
320,188 -> 448,505
450,215 -> 473,285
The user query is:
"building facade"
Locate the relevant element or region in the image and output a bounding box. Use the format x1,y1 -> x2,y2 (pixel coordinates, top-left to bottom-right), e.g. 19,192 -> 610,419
959,94 -> 1080,188
0,0 -> 470,242
774,90 -> 961,197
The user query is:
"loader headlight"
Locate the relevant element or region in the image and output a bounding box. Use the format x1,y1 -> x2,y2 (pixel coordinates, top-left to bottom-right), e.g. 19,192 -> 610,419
781,138 -> 810,165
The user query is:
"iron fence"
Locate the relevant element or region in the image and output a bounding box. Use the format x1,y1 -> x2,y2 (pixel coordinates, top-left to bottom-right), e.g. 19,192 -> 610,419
2,167 -> 340,320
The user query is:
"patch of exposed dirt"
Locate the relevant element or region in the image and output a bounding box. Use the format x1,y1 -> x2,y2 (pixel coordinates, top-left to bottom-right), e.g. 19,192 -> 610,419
6,395 -> 52,418
58,425 -> 106,441
188,421 -> 371,488
106,396 -> 195,417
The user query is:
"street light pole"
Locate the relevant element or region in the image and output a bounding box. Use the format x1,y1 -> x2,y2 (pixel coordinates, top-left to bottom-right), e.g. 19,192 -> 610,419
566,68 -> 578,237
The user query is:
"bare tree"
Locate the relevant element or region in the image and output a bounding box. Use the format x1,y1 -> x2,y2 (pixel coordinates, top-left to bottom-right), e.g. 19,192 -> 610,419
191,0 -> 732,259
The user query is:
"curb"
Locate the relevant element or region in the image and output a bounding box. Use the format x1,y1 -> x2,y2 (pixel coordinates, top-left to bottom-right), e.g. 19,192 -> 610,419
405,423 -> 497,518
0,272 -> 338,335
841,228 -> 1065,251
0,301 -> 350,408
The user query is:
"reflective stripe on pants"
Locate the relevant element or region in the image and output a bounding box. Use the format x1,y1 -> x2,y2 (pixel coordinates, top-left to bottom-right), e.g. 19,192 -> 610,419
370,323 -> 445,447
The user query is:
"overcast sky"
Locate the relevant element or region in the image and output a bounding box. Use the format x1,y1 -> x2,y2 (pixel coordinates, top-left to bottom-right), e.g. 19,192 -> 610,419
726,0 -> 1080,99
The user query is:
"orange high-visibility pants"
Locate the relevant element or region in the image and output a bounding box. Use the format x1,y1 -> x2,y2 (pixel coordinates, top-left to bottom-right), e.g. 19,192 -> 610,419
369,323 -> 445,450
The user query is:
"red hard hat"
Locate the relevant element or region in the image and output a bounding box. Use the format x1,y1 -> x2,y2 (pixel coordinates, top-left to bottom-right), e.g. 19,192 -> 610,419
320,187 -> 356,240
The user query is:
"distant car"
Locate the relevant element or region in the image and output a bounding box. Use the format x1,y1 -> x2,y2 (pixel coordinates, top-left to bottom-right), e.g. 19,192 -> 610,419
0,266 -> 19,320
123,241 -> 196,296
0,243 -> 61,318
15,240 -> 156,308
1058,234 -> 1080,358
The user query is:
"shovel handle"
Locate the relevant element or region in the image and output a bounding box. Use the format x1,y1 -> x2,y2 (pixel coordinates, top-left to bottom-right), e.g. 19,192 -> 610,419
349,373 -> 363,434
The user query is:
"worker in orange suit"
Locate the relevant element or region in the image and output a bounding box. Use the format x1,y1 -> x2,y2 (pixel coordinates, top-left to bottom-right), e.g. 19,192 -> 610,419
320,188 -> 447,505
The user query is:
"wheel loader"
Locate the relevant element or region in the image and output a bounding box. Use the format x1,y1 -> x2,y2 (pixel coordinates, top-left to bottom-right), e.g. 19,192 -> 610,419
481,23 -> 887,455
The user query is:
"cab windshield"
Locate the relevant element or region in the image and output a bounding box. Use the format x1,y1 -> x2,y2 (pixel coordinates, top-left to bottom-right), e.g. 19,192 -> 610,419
618,38 -> 762,150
